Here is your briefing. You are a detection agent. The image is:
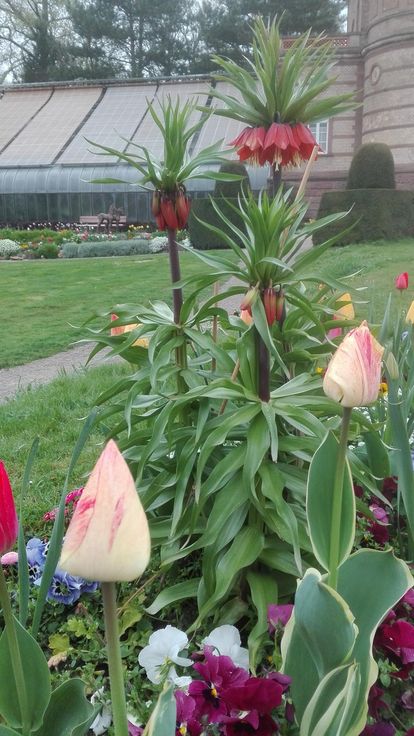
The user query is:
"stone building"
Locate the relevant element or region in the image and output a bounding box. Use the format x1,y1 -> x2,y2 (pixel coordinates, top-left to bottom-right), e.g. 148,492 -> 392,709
0,0 -> 413,223
299,0 -> 414,214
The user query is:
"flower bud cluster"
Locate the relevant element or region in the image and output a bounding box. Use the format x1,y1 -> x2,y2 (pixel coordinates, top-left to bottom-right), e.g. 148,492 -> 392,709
152,186 -> 191,231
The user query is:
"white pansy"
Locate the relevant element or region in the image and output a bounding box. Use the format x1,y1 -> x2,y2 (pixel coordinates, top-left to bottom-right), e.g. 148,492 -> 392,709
138,625 -> 192,686
202,625 -> 249,670
90,689 -> 112,735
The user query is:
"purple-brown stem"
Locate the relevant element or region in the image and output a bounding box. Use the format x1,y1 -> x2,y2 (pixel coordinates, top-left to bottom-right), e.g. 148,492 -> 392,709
268,163 -> 282,199
256,326 -> 270,402
167,227 -> 183,325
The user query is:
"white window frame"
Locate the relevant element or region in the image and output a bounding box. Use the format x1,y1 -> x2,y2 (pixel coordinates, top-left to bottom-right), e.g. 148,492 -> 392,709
309,120 -> 329,154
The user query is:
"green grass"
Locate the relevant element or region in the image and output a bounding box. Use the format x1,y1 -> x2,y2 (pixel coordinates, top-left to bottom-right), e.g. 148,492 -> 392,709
0,363 -> 131,530
2,236 -> 414,529
316,239 -> 414,322
0,251 -> 225,368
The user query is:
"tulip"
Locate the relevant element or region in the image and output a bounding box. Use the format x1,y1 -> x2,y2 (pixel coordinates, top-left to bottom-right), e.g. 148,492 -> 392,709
0,462 -> 18,556
406,300 -> 414,324
395,272 -> 408,290
323,321 -> 384,407
327,292 -> 355,339
110,316 -> 149,347
60,440 -> 150,582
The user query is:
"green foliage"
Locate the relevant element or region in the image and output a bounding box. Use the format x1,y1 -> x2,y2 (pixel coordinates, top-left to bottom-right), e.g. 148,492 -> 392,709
213,161 -> 251,198
307,431 -> 355,573
142,685 -> 176,736
189,198 -> 245,249
210,16 -> 355,128
314,190 -> 414,245
61,239 -> 150,258
88,97 -> 234,194
0,616 -> 51,731
282,552 -> 412,736
87,191 -> 381,637
0,229 -> 69,245
347,143 -> 396,190
37,242 -> 59,259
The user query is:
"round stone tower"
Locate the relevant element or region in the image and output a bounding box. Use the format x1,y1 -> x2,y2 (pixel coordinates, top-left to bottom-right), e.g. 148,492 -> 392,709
348,0 -> 414,178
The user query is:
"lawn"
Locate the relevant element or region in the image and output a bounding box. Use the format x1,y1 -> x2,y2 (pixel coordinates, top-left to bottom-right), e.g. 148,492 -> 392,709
317,238 -> 414,320
0,363 -> 131,529
2,239 -> 413,369
0,250 -> 229,368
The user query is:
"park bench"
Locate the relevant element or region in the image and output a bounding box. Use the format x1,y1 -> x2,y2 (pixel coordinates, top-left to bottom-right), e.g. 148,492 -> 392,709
79,214 -> 127,229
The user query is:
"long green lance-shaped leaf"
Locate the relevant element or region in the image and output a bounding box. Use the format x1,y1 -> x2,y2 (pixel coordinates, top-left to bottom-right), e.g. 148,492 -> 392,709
306,431 -> 355,573
31,410 -> 98,637
386,376 -> 414,543
18,437 -> 39,627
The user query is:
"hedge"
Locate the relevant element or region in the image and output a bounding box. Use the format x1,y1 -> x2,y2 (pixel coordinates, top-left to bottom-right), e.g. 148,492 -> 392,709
314,189 -> 414,246
189,198 -> 245,250
62,239 -> 150,258
347,143 -> 395,190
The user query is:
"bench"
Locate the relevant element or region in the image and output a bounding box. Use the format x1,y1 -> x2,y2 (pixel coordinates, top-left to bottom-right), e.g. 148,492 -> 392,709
79,215 -> 127,229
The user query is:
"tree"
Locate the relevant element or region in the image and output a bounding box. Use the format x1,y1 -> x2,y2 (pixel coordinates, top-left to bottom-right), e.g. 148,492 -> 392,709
191,0 -> 345,71
0,0 -> 69,82
64,0 -> 200,78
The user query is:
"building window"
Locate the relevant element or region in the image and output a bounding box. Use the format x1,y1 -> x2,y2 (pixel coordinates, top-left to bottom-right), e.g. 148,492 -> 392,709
309,120 -> 328,154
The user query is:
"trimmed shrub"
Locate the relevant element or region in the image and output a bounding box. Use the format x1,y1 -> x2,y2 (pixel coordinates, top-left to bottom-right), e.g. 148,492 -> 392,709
189,198 -> 245,250
61,242 -> 80,258
61,239 -> 151,258
0,239 -> 20,258
347,143 -> 396,190
214,160 -> 251,198
37,242 -> 59,259
314,189 -> 414,246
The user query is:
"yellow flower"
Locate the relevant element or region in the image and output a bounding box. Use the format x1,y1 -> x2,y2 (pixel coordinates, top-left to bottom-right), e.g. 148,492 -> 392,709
406,301 -> 414,324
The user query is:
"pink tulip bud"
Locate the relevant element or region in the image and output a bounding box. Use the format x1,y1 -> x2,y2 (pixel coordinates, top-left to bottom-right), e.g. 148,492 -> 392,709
395,272 -> 408,290
0,462 -> 18,556
323,321 -> 384,407
60,441 -> 150,581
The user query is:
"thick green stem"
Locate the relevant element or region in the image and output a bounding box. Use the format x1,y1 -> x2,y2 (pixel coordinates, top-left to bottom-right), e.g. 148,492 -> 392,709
328,407 -> 352,590
256,327 -> 270,402
167,228 -> 183,325
101,582 -> 129,736
0,564 -> 31,736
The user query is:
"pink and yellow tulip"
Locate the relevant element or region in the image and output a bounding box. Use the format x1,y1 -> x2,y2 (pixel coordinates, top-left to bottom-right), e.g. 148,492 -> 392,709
323,321 -> 384,407
60,440 -> 150,582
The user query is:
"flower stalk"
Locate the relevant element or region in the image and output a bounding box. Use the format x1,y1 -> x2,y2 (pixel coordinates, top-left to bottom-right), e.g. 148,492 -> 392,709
256,328 -> 270,402
167,228 -> 183,325
101,581 -> 129,736
327,406 -> 352,590
0,565 -> 31,736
